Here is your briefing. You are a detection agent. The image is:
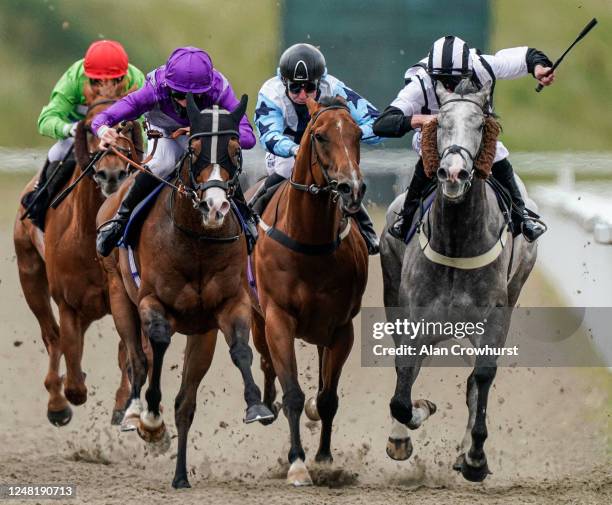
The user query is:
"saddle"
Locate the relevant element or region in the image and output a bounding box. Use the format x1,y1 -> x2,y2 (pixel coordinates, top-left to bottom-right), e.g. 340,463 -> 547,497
403,178 -> 537,245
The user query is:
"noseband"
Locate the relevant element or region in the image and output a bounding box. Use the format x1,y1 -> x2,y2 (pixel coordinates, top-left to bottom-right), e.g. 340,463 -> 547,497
438,97 -> 489,177
289,104 -> 351,199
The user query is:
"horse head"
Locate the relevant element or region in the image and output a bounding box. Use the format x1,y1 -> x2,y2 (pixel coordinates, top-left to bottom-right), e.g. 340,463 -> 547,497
424,80 -> 498,202
185,93 -> 246,228
305,96 -> 365,214
75,80 -> 143,197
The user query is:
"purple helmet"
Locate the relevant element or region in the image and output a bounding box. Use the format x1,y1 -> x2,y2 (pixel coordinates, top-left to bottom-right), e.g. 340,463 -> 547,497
165,47 -> 214,93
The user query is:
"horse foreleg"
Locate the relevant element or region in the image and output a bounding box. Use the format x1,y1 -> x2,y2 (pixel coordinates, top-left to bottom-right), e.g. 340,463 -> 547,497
265,307 -> 311,486
387,352 -> 436,461
137,295 -> 171,451
456,357 -> 497,482
218,300 -> 273,424
111,339 -> 130,425
252,309 -> 279,424
314,323 -> 354,463
172,331 -> 217,489
108,273 -> 148,431
58,304 -> 88,407
14,232 -> 70,425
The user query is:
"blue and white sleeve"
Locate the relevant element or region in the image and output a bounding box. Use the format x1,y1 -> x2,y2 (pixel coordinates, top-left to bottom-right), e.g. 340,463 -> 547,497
334,83 -> 383,145
254,92 -> 297,158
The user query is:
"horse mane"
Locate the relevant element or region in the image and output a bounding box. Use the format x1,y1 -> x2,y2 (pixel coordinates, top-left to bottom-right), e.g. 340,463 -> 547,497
421,114 -> 501,179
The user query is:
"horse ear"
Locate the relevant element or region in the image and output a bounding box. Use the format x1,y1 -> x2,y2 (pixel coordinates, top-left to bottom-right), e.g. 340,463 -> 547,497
230,94 -> 248,125
306,97 -> 320,117
435,80 -> 452,104
475,82 -> 491,107
186,92 -> 201,124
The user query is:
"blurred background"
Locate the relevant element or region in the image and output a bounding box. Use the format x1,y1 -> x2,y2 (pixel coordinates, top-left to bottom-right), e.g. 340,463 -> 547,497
0,0 -> 610,149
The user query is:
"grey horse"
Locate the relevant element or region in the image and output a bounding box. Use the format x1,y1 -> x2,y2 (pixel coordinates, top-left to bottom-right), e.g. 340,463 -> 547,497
379,81 -> 537,482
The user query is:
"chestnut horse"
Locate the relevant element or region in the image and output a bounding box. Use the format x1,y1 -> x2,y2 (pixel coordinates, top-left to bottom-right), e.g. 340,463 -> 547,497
247,97 -> 369,486
14,81 -> 144,426
97,94 -> 273,489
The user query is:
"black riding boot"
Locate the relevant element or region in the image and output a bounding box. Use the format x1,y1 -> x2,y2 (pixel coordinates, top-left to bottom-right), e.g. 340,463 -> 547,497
492,159 -> 546,242
232,185 -> 258,254
21,158 -> 76,230
250,173 -> 286,216
96,172 -> 159,256
389,158 -> 430,241
354,205 -> 380,255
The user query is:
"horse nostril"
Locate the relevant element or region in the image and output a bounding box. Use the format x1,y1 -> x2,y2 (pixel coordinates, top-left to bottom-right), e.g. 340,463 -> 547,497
437,167 -> 449,181
200,200 -> 210,213
220,201 -> 230,215
96,171 -> 108,181
337,183 -> 352,195
458,169 -> 471,181
118,170 -> 128,181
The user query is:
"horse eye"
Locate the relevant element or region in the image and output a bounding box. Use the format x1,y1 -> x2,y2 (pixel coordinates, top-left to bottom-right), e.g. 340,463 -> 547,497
314,133 -> 326,142
478,122 -> 485,131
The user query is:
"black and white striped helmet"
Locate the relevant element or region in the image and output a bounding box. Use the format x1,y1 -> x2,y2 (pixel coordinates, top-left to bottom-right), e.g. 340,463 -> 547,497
427,36 -> 473,77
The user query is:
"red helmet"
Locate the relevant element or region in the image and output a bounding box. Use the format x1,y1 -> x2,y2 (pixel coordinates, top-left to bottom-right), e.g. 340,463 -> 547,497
84,40 -> 129,79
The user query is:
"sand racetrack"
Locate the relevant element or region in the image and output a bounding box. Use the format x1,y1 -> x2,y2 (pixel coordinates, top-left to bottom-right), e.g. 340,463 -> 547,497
0,174 -> 610,504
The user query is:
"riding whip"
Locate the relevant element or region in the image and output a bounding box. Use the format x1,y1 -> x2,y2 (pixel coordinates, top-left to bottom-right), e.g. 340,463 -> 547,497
536,17 -> 598,92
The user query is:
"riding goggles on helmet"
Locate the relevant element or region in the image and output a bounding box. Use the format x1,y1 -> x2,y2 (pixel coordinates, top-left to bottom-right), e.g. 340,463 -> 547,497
287,80 -> 318,94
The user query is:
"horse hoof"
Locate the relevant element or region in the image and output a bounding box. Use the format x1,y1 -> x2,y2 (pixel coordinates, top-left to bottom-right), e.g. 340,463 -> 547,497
110,409 -> 125,426
47,406 -> 73,427
120,413 -> 140,432
315,452 -> 333,464
259,402 -> 281,426
244,403 -> 275,424
137,412 -> 167,444
304,397 -> 320,421
287,459 -> 313,487
172,476 -> 191,489
386,436 -> 413,461
457,454 -> 491,482
64,387 -> 87,406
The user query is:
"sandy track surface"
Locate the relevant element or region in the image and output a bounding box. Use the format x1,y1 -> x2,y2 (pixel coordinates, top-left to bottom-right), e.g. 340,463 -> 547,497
0,175 -> 610,504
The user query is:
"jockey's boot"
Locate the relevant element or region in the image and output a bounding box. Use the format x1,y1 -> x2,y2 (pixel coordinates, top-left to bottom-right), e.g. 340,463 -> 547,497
354,205 -> 380,255
96,172 -> 158,257
250,173 -> 287,216
232,185 -> 258,254
21,158 -> 76,229
492,159 -> 546,242
388,158 -> 430,241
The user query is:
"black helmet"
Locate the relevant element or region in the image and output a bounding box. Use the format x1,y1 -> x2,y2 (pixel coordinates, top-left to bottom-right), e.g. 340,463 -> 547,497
427,36 -> 473,78
279,43 -> 326,83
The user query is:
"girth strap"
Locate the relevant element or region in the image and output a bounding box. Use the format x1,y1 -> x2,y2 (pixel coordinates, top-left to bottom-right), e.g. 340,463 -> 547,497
258,218 -> 352,256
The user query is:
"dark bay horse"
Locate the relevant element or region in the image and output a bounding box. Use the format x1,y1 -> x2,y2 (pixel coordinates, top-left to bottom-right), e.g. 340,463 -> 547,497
247,97 -> 369,486
97,94 -> 273,489
14,81 -> 143,426
380,81 -> 537,482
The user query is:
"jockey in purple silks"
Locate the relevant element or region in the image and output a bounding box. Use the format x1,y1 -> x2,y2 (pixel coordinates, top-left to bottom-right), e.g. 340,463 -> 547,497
92,46 -> 257,257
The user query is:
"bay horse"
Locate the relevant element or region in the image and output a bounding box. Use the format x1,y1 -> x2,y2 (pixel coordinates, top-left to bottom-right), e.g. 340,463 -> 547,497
13,81 -> 144,426
379,81 -> 537,482
247,97 -> 369,486
97,93 -> 273,489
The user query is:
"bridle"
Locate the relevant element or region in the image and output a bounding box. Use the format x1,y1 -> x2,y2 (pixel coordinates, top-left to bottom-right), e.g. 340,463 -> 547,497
289,104 -> 351,201
182,127 -> 242,207
437,97 -> 489,185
